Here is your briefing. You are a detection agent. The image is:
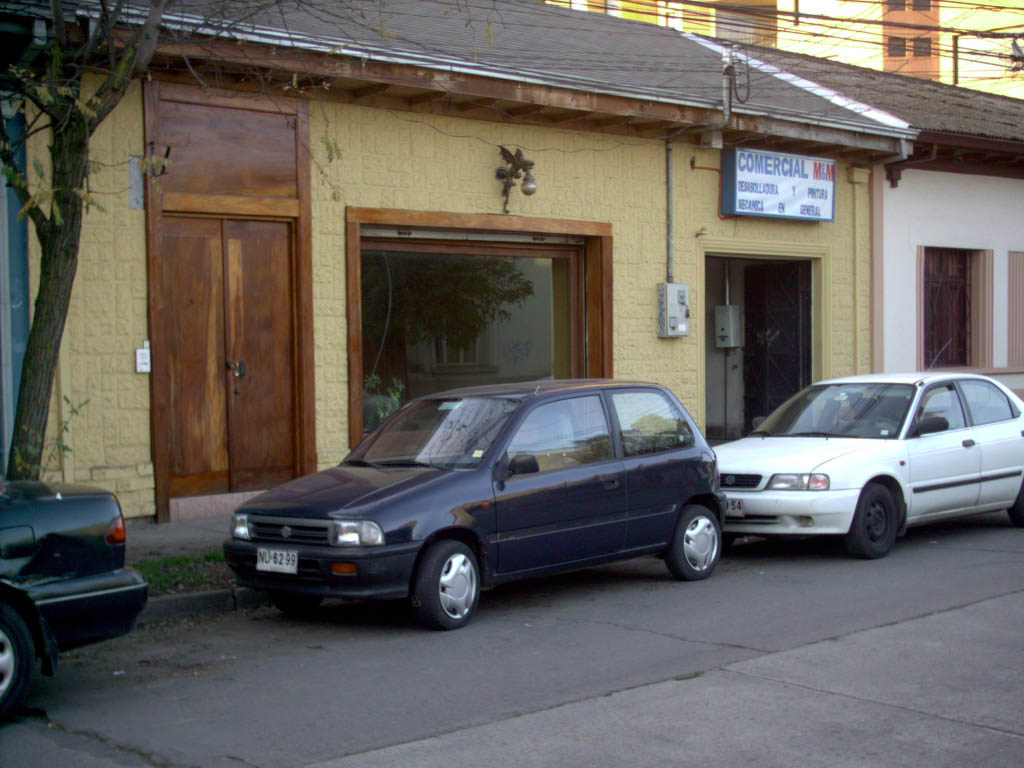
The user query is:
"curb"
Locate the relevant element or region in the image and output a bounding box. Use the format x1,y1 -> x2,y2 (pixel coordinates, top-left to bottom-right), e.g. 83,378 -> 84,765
139,587 -> 269,625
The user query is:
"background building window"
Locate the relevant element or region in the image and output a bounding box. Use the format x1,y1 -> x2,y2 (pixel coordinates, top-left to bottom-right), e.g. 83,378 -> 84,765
888,37 -> 907,57
887,0 -> 906,11
913,37 -> 933,57
913,0 -> 931,10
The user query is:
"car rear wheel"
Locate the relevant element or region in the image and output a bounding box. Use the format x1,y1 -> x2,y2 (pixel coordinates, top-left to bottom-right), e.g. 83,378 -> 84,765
665,505 -> 721,581
0,602 -> 34,718
1008,480 -> 1024,528
269,592 -> 323,618
412,540 -> 479,631
844,484 -> 898,559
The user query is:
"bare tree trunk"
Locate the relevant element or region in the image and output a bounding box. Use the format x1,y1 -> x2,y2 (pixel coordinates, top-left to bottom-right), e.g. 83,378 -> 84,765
6,111 -> 88,480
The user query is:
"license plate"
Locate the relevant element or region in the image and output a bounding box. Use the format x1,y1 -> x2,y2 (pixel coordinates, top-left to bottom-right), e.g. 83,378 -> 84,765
257,548 -> 298,574
725,498 -> 744,515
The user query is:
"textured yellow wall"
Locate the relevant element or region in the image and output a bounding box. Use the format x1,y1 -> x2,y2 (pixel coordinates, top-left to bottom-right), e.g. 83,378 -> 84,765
310,103 -> 872,467
30,92 -> 872,518
27,80 -> 154,517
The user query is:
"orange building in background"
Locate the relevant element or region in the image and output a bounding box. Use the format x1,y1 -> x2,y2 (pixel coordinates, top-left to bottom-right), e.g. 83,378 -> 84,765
548,1 -> 1024,97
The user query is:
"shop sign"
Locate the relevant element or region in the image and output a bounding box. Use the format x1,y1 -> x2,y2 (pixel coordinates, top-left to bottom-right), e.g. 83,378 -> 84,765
721,149 -> 836,222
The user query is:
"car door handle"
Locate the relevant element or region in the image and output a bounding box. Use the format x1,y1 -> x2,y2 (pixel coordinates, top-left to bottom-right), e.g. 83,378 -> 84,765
599,474 -> 621,489
962,439 -> 976,448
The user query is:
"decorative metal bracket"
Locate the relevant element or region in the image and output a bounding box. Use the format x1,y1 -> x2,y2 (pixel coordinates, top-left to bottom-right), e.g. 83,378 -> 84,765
495,145 -> 536,214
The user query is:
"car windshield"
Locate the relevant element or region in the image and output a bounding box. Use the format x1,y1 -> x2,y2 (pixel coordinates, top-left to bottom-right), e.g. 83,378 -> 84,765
755,382 -> 915,439
350,396 -> 521,469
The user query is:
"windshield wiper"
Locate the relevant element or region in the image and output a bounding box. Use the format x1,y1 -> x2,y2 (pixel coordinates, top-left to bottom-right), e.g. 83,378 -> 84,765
786,431 -> 838,438
374,459 -> 440,469
342,458 -> 382,468
748,429 -> 772,437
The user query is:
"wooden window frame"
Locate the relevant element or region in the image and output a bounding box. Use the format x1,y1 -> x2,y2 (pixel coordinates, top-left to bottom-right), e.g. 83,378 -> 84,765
345,208 -> 612,447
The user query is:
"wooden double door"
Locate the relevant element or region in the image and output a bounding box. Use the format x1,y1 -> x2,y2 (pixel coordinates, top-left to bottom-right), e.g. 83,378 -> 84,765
156,216 -> 298,497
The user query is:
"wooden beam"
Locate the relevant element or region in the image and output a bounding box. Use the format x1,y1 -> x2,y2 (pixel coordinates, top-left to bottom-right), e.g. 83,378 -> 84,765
543,110 -> 592,124
147,38 -> 905,155
407,91 -> 446,106
454,97 -> 497,111
507,104 -> 546,118
162,192 -> 300,217
351,83 -> 391,100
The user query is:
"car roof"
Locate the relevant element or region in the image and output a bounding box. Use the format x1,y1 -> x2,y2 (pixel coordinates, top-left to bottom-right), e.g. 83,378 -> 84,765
816,372 -> 1005,387
421,378 -> 663,399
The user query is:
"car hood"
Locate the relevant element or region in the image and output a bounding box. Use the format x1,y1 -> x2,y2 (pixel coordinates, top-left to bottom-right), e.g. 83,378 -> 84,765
714,436 -> 879,475
237,464 -> 447,518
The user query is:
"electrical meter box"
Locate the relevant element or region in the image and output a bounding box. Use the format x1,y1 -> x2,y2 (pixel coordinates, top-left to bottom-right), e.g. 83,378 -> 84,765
714,305 -> 743,348
657,283 -> 690,338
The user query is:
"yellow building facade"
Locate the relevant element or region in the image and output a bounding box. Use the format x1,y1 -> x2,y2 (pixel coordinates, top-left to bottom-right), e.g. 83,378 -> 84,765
30,78 -> 875,518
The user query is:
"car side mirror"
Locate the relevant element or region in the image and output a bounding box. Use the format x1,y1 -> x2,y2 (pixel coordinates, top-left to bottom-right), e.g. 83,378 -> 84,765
507,454 -> 539,477
909,415 -> 949,438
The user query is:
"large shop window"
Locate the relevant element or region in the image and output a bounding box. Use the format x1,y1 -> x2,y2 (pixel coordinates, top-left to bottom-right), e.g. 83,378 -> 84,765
360,238 -> 582,433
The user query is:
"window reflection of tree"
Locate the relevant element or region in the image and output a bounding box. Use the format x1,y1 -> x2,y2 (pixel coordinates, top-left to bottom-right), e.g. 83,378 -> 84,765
361,250 -> 534,421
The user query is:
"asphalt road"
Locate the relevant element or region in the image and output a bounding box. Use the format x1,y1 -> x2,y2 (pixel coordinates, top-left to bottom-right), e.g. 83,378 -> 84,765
2,512 -> 1023,767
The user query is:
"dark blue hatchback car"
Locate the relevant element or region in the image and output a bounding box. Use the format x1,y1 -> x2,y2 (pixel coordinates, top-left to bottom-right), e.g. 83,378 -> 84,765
224,380 -> 724,629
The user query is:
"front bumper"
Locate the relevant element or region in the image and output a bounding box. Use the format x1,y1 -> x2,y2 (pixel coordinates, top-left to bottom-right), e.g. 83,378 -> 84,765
223,539 -> 422,600
721,488 -> 861,536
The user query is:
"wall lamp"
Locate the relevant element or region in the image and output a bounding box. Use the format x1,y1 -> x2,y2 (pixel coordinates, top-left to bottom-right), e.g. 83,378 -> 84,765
496,145 -> 536,214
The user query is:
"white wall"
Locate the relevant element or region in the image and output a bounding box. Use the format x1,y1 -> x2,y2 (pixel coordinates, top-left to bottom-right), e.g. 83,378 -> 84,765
877,169 -> 1024,372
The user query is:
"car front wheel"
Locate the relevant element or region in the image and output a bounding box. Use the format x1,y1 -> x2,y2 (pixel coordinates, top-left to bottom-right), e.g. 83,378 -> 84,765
412,540 -> 480,631
0,602 -> 34,718
844,484 -> 898,559
665,505 -> 721,581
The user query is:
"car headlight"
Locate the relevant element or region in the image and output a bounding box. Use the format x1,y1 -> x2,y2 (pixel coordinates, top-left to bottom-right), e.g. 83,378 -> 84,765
767,473 -> 830,491
330,520 -> 385,547
231,513 -> 251,540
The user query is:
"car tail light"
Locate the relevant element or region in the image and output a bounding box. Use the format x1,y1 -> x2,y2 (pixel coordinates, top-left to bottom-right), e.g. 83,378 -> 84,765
105,514 -> 127,545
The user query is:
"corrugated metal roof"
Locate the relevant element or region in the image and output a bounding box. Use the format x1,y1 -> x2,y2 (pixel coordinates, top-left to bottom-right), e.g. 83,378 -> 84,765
742,43 -> 1024,144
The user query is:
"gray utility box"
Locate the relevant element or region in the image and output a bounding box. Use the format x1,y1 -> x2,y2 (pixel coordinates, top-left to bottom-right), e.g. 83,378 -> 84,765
714,305 -> 743,348
657,283 -> 690,337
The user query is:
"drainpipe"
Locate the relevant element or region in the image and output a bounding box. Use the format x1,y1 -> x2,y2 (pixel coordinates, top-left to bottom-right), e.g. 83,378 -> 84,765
666,47 -> 735,283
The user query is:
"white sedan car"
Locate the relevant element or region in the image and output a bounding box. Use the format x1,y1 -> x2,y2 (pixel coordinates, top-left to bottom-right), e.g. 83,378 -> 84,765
714,373 -> 1024,558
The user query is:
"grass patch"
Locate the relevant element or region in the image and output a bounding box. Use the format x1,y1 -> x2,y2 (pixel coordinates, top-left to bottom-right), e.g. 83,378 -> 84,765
134,550 -> 236,596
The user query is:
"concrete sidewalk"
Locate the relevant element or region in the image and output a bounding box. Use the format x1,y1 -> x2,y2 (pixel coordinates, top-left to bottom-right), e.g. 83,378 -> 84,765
125,513 -> 270,624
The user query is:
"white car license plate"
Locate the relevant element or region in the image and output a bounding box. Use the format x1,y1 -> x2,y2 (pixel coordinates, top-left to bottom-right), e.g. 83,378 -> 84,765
725,498 -> 744,515
257,548 -> 298,574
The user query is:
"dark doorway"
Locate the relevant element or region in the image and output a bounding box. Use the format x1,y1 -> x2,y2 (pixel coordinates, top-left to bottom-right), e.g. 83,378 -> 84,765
742,260 -> 812,431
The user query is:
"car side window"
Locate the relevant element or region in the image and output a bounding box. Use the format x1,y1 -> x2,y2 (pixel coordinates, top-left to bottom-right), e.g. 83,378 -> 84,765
916,384 -> 966,431
610,390 -> 695,457
506,396 -> 613,473
959,380 -> 1016,425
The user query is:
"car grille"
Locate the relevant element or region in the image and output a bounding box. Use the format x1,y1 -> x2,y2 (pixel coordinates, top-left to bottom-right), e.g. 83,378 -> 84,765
727,514 -> 776,525
719,473 -> 762,489
249,517 -> 331,546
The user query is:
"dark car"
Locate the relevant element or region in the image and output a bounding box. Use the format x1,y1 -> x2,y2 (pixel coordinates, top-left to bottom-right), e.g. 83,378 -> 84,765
0,482 -> 148,717
224,379 -> 724,630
